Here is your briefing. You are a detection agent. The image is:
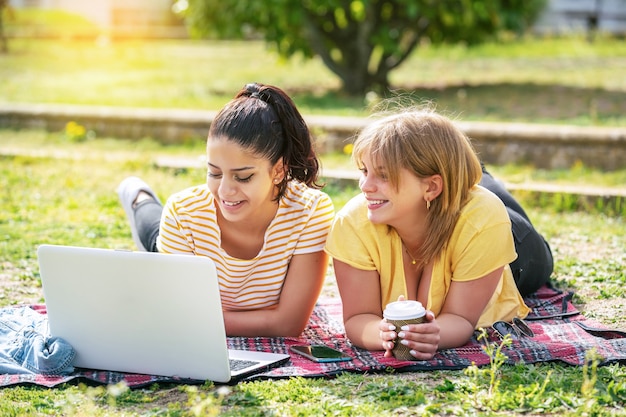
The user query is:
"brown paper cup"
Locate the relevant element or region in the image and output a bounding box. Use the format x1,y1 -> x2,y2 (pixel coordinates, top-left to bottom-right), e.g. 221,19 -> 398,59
388,316 -> 426,360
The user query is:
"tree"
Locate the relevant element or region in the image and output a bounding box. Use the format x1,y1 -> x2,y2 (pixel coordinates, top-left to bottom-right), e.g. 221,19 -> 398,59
182,0 -> 546,96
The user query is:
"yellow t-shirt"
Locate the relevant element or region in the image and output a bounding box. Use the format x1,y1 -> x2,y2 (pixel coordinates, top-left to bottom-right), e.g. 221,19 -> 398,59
324,185 -> 529,329
157,181 -> 335,311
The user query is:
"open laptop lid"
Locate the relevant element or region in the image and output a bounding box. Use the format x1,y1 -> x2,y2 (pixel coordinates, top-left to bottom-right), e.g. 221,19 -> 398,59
37,245 -> 289,382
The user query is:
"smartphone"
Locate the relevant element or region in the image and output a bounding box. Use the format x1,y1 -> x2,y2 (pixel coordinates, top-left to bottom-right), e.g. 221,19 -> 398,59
289,344 -> 352,363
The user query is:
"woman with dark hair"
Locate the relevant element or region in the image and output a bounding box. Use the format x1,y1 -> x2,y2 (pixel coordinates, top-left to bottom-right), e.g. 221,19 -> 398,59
117,83 -> 334,337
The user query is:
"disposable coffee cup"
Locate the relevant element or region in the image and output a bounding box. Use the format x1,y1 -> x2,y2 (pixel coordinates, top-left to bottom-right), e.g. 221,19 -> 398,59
383,300 -> 426,361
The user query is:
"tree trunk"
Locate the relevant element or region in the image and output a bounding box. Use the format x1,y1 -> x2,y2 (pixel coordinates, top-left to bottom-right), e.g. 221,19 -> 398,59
301,13 -> 390,96
338,70 -> 389,96
0,2 -> 8,54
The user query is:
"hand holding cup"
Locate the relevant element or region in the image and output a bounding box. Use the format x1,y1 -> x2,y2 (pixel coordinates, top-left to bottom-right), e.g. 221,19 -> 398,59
383,300 -> 426,360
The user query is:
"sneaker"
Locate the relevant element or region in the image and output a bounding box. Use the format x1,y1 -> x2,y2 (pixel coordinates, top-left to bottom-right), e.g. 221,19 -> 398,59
116,176 -> 162,251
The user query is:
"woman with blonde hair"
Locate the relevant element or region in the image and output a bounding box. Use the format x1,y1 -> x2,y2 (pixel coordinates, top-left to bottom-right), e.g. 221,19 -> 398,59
324,108 -> 552,359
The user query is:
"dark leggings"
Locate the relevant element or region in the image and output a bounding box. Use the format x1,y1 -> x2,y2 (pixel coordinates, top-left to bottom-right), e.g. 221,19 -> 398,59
134,199 -> 162,253
479,167 -> 553,296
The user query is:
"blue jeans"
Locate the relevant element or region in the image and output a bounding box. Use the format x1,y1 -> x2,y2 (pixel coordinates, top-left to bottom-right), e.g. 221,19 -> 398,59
0,306 -> 75,375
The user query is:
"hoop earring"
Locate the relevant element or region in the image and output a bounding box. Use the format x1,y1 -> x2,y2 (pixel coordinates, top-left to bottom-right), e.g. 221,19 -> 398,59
426,200 -> 431,210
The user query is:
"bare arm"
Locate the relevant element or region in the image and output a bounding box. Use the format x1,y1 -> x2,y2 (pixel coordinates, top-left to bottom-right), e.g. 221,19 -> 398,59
222,251 -> 328,337
387,267 -> 504,359
333,259 -> 386,350
436,267 -> 503,348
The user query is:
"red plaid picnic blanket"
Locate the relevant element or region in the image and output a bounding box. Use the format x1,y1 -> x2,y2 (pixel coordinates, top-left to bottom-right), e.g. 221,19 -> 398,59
1,285 -> 624,388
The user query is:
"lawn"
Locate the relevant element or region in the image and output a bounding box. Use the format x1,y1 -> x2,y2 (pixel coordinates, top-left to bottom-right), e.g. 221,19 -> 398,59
1,36 -> 626,126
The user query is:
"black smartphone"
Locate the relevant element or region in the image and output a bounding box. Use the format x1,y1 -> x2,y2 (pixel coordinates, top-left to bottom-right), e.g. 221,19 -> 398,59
289,344 -> 352,363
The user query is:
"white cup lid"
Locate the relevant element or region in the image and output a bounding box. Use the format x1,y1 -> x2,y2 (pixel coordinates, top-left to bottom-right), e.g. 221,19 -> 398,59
383,300 -> 425,320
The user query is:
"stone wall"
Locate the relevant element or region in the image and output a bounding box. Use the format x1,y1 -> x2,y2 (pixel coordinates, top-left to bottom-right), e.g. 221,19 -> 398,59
1,103 -> 625,171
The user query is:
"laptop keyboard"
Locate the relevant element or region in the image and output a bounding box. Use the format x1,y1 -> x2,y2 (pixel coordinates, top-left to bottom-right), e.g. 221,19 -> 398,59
229,358 -> 260,372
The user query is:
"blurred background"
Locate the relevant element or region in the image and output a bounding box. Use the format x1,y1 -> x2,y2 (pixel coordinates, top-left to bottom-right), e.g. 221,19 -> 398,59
2,0 -> 625,120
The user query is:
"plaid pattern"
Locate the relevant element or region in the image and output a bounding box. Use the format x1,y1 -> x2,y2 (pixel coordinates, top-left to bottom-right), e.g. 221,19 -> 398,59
0,285 -> 624,388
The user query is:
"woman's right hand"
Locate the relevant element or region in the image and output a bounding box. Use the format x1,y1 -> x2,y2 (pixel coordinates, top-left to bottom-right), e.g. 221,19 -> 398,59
379,319 -> 397,357
379,294 -> 405,356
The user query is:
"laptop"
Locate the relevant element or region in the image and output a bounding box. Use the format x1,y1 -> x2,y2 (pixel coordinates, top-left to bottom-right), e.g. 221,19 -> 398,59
37,244 -> 290,383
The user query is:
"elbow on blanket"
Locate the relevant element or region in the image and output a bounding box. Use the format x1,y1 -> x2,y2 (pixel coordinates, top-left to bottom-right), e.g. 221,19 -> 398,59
282,321 -> 308,337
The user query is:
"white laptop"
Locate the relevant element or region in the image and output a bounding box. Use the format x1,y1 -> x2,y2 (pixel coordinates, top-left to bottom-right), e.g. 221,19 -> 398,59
37,244 -> 290,383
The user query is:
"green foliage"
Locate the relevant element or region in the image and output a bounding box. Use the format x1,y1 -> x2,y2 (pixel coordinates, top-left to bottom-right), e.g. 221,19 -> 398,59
2,36 -> 626,126
183,0 -> 547,95
464,329 -> 514,404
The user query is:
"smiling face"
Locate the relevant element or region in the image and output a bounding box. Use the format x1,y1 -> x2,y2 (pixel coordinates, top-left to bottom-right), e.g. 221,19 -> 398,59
358,152 -> 430,230
206,138 -> 284,223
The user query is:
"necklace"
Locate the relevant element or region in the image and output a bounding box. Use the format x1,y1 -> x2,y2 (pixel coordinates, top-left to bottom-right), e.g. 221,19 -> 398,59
404,245 -> 418,265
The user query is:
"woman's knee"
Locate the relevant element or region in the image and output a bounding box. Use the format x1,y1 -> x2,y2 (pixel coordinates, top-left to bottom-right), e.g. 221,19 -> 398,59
507,209 -> 553,295
510,235 -> 553,296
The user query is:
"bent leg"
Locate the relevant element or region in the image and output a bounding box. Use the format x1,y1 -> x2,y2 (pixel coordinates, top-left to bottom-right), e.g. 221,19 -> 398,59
506,209 -> 554,296
480,166 -> 553,296
117,176 -> 162,252
133,199 -> 162,252
479,167 -> 530,221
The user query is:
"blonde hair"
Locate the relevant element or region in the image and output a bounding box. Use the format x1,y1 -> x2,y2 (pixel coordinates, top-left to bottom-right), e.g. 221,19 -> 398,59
352,108 -> 482,268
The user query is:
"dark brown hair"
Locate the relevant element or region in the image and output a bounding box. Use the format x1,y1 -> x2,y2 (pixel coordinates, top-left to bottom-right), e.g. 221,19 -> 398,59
208,83 -> 322,199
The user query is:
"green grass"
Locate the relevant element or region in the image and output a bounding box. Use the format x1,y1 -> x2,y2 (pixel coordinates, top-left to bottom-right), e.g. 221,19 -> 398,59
0,131 -> 625,416
1,33 -> 625,125
3,8 -> 99,38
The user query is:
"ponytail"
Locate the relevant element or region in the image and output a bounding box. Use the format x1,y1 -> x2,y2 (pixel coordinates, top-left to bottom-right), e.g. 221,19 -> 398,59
209,83 -> 322,199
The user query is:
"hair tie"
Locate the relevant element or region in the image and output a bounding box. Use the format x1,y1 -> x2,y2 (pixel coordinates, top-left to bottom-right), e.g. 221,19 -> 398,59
245,83 -> 262,99
244,83 -> 271,104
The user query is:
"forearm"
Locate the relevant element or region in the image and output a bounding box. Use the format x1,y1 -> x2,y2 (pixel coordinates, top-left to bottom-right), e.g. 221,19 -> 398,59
345,314 -> 386,350
432,269 -> 505,350
223,307 -> 311,338
434,313 -> 476,349
221,252 -> 327,337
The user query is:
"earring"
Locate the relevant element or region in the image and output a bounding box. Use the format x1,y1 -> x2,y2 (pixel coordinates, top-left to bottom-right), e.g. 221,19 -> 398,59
273,178 -> 281,184
426,200 -> 431,210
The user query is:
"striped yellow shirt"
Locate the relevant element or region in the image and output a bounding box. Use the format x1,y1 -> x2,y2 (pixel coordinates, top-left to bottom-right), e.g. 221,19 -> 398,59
157,181 -> 334,310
